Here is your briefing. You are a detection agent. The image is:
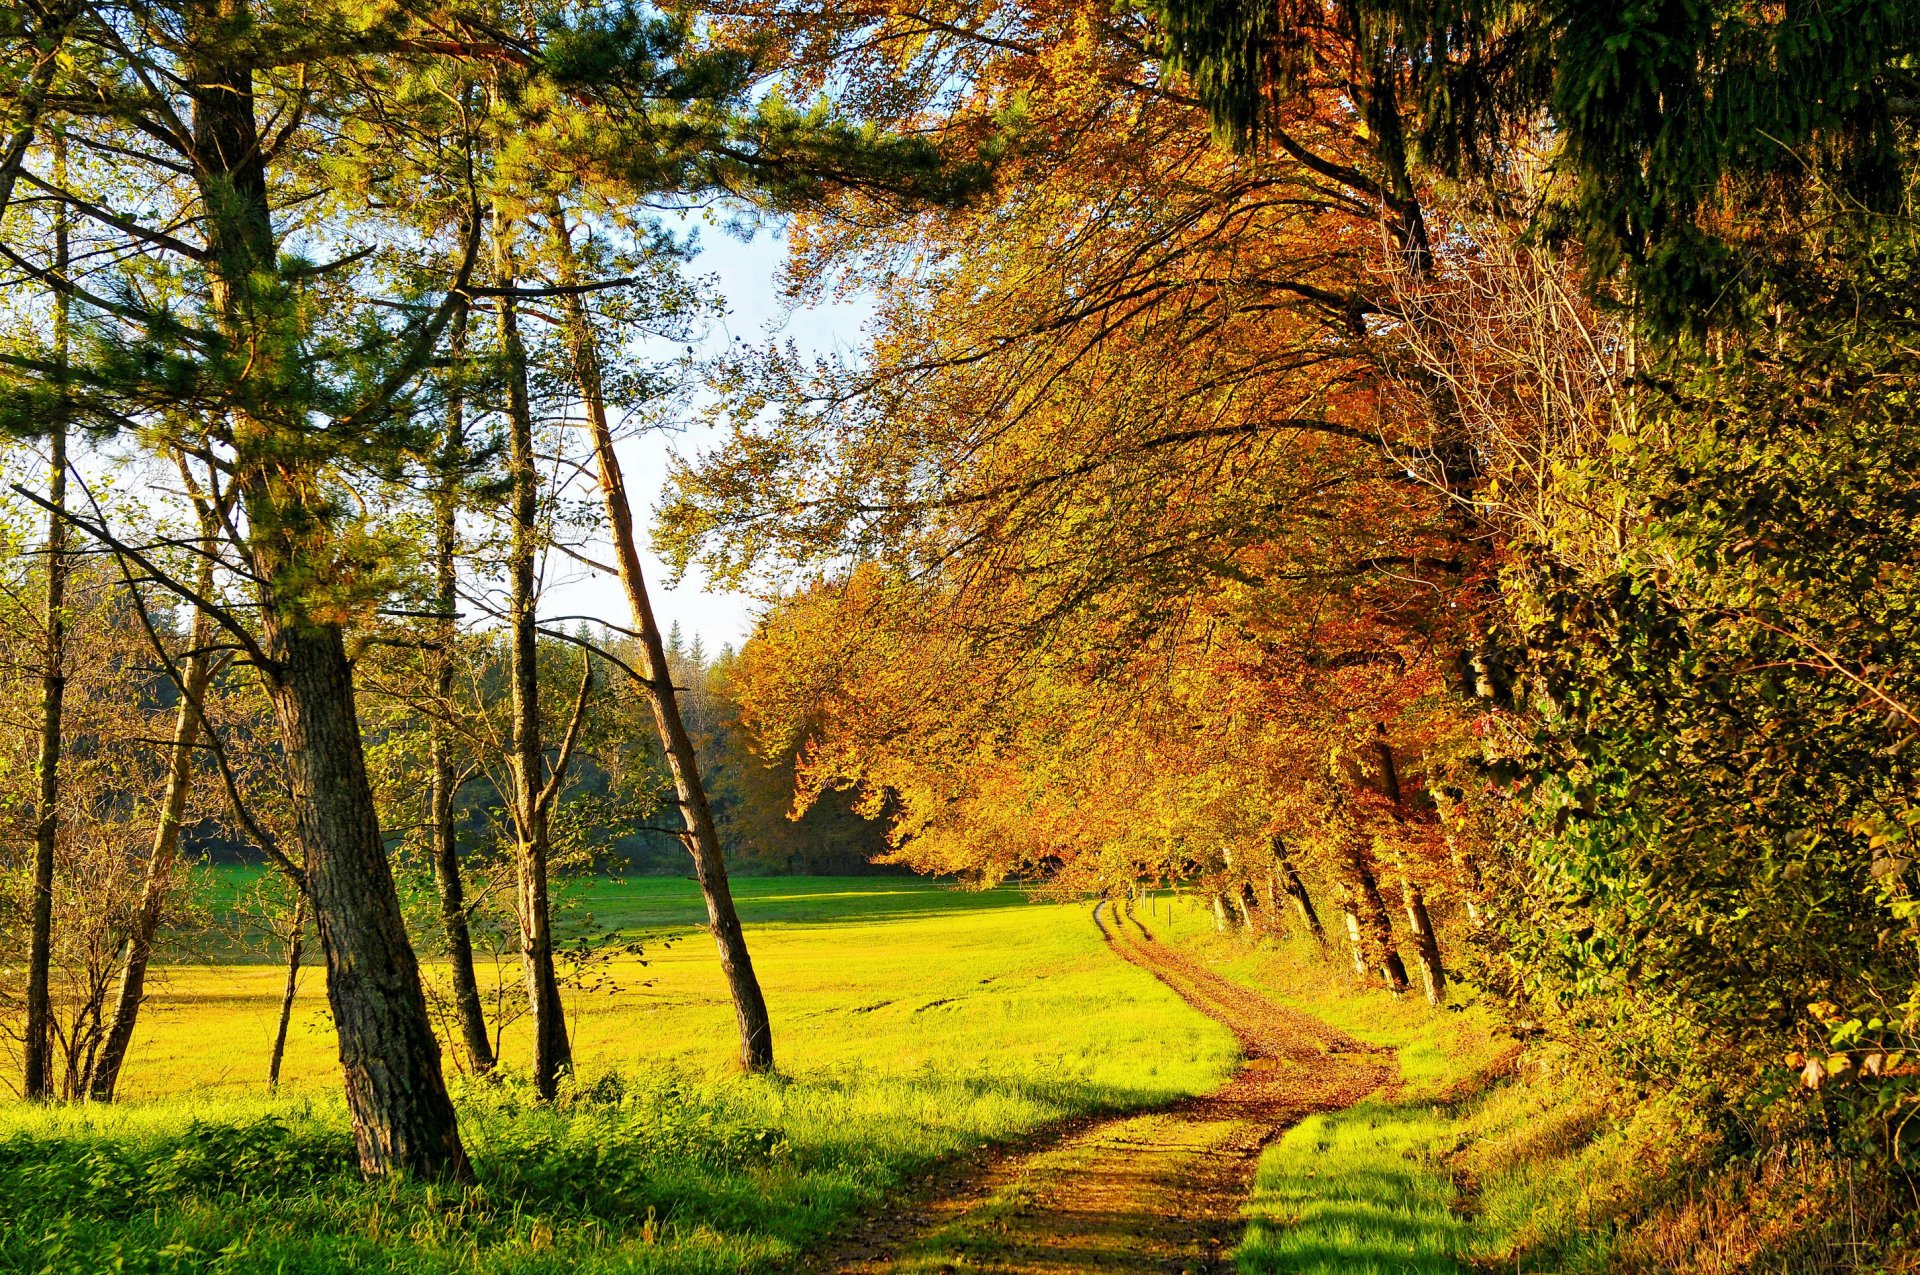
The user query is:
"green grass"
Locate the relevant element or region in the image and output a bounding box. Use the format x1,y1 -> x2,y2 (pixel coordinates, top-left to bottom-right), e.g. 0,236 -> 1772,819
1142,894 -> 1624,1275
2,877 -> 1239,1275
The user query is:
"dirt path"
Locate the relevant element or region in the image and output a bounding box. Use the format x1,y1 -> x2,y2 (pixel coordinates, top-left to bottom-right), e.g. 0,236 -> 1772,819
820,902 -> 1393,1274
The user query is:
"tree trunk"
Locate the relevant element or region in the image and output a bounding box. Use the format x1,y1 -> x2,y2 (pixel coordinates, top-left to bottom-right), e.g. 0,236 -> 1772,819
427,300 -> 493,1074
1338,834 -> 1410,993
1374,730 -> 1443,1003
1268,834 -> 1326,946
268,892 -> 307,1091
1432,789 -> 1488,927
1339,890 -> 1370,978
88,576 -> 216,1102
189,25 -> 469,1177
23,152 -> 69,1102
1402,875 -> 1447,1005
497,221 -> 570,1099
1236,881 -> 1262,935
255,620 -> 470,1173
546,201 -> 774,1072
1212,893 -> 1236,933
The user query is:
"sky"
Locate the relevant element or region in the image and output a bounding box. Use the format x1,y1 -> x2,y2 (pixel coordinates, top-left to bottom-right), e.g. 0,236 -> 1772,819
542,220 -> 874,656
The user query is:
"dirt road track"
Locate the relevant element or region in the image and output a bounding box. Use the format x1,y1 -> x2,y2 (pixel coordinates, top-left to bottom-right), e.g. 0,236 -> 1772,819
818,902 -> 1393,1274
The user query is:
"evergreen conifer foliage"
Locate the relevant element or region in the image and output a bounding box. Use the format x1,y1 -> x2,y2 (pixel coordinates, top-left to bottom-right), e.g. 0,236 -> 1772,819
1151,0 -> 1920,324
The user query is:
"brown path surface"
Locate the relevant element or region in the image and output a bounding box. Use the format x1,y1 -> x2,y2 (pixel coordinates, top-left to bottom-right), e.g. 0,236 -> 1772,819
817,902 -> 1393,1274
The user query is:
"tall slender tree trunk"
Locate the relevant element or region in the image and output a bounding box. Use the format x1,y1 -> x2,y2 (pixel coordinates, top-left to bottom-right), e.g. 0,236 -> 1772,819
189,23 -> 467,1177
268,892 -> 307,1091
545,202 -> 774,1072
496,221 -> 570,1099
1432,788 -> 1487,927
23,144 -> 69,1102
88,565 -> 216,1102
1374,731 -> 1444,1005
429,301 -> 494,1076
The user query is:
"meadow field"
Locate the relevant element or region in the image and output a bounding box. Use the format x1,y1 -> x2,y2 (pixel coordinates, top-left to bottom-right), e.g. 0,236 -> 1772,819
2,876 -> 1247,1274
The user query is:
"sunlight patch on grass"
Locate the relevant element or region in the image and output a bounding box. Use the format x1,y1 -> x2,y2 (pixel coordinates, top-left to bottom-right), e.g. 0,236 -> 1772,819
2,879 -> 1240,1275
1239,1104 -> 1474,1275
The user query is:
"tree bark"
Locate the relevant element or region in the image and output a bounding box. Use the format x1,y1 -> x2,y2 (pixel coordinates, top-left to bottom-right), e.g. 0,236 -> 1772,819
268,892 -> 307,1091
1432,788 -> 1487,927
1339,890 -> 1370,978
428,301 -> 493,1075
1211,892 -> 1236,933
88,573 -> 216,1102
545,201 -> 774,1072
1236,881 -> 1262,935
1375,730 -> 1444,1004
1269,835 -> 1326,946
188,20 -> 467,1175
23,144 -> 69,1102
1337,832 -> 1411,993
1401,874 -> 1446,1005
496,220 -> 570,1099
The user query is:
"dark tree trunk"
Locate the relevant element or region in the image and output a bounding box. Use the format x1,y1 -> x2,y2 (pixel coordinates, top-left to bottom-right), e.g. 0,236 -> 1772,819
23,162 -> 69,1102
255,620 -> 470,1174
547,202 -> 774,1072
497,227 -> 570,1099
89,584 -> 215,1102
1375,730 -> 1445,1004
189,18 -> 468,1177
1270,836 -> 1326,946
428,301 -> 494,1075
268,893 -> 307,1091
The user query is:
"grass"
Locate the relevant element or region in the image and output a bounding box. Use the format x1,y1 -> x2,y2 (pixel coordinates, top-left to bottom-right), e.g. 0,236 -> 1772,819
1142,892 -> 1628,1275
1,876 -> 1239,1275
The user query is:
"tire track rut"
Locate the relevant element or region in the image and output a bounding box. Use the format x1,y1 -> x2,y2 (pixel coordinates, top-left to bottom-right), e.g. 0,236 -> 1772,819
816,902 -> 1392,1273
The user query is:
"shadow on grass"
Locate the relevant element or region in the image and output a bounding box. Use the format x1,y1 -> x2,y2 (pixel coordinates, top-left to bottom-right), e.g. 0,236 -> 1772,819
1236,1099 -> 1475,1275
0,1061 -> 1156,1275
574,877 -> 1040,932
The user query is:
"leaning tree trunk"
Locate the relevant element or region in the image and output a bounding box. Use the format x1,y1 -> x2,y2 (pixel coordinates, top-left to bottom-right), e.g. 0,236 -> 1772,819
1269,835 -> 1327,947
188,27 -> 468,1176
1400,872 -> 1447,1005
252,613 -> 471,1175
1375,731 -> 1445,1004
546,202 -> 774,1072
268,892 -> 308,1091
1336,831 -> 1411,993
428,306 -> 494,1074
88,578 -> 216,1102
1236,881 -> 1263,935
496,225 -> 571,1099
23,163 -> 69,1102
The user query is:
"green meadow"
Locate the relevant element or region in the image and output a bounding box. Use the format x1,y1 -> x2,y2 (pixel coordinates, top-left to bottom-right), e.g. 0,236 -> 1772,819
1,877 -> 1239,1274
